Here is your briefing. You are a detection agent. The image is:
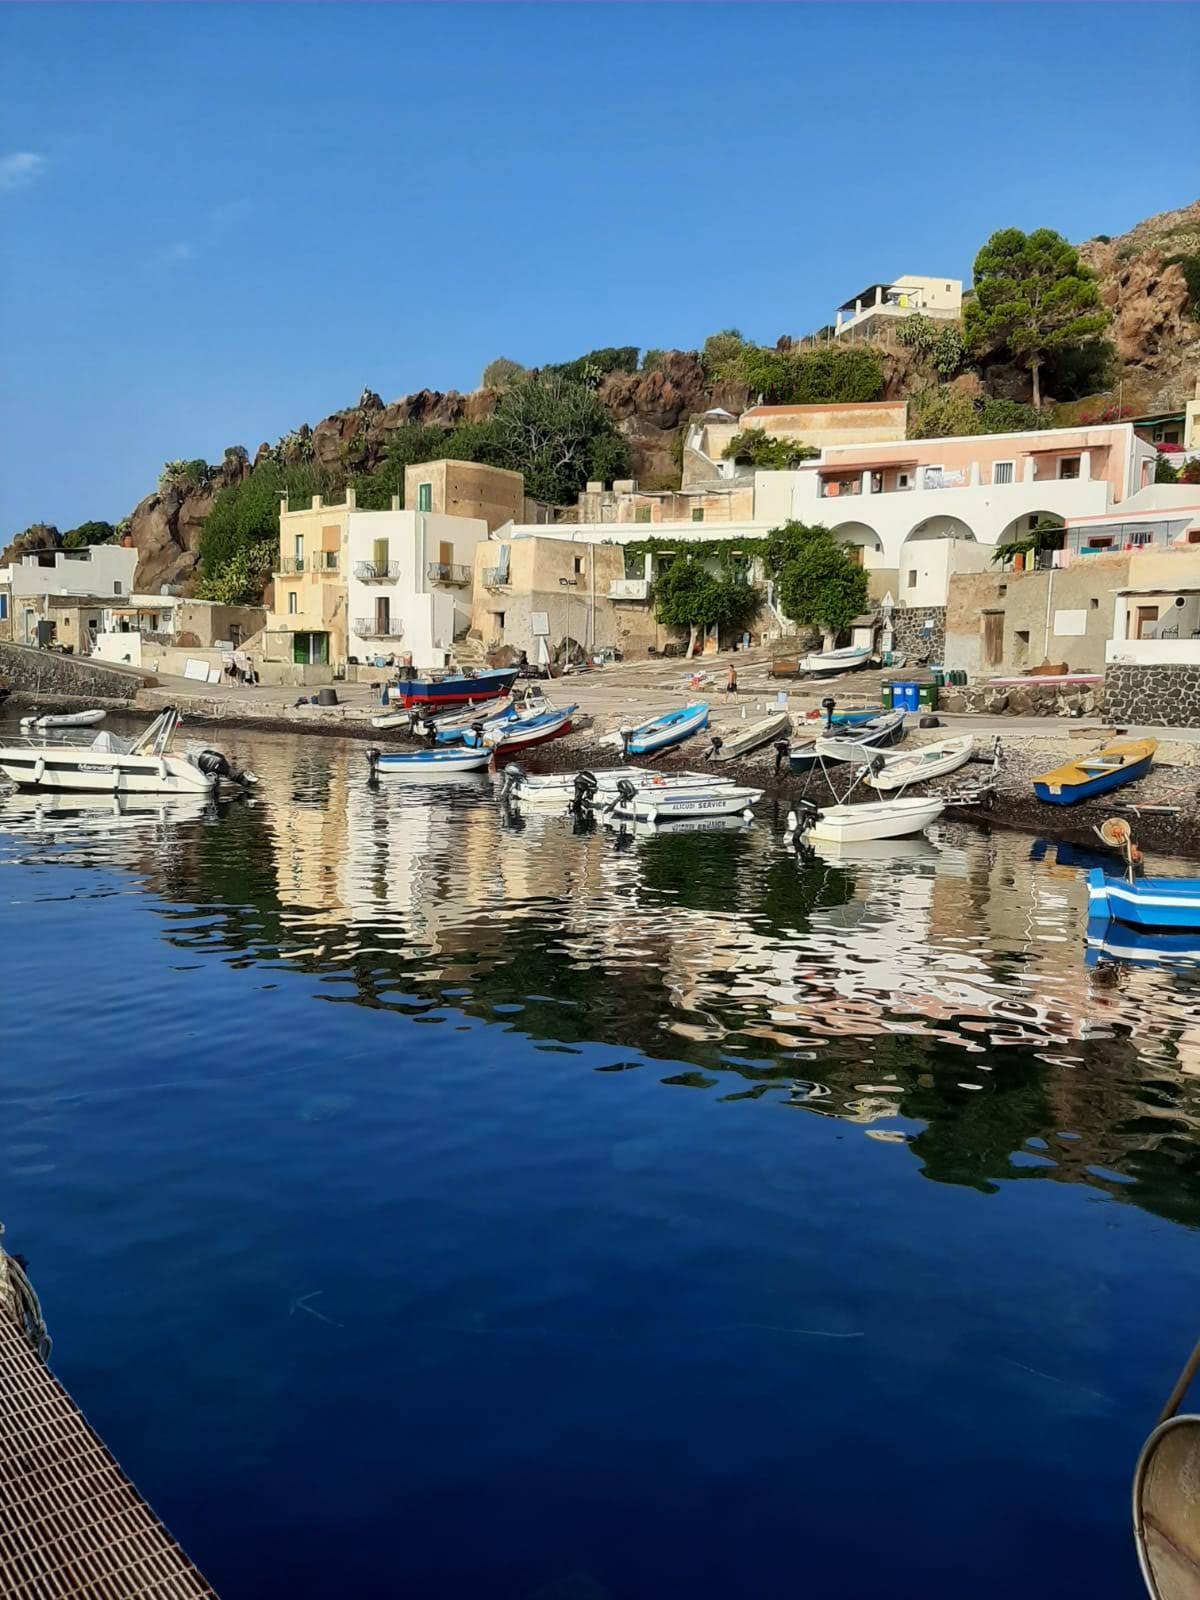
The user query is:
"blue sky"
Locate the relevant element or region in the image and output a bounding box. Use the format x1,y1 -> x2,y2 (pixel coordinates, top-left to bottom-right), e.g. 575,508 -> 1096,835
2,2 -> 1198,535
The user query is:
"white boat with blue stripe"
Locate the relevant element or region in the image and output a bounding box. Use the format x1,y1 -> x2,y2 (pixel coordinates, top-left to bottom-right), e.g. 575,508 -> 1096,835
1087,869 -> 1200,931
622,702 -> 709,756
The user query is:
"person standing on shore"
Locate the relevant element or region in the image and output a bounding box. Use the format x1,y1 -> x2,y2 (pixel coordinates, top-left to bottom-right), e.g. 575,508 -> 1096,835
726,663 -> 738,696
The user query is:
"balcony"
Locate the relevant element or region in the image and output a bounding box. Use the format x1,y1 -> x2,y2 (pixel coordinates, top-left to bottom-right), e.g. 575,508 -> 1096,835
482,568 -> 509,588
278,554 -> 339,575
354,617 -> 404,638
609,578 -> 649,601
354,560 -> 401,581
427,561 -> 471,586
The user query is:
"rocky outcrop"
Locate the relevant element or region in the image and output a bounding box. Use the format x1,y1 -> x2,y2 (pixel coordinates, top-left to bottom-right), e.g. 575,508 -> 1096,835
0,522 -> 60,568
1079,199 -> 1200,408
598,351 -> 735,485
126,448 -> 250,594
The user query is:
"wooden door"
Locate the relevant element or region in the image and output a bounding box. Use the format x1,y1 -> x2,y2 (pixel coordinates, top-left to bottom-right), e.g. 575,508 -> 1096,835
1136,605 -> 1159,640
982,611 -> 1004,667
373,538 -> 389,573
439,540 -> 454,568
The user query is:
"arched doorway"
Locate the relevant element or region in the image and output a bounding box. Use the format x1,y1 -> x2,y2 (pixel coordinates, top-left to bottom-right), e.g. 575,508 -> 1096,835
898,516 -> 979,608
996,510 -> 1065,568
830,521 -> 885,570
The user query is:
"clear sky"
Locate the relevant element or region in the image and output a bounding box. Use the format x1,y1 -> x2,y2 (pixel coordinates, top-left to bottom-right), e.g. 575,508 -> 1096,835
2,2 -> 1198,535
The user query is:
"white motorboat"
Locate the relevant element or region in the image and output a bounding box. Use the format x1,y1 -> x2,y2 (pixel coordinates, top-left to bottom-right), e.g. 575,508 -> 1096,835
814,710 -> 906,763
366,746 -> 491,776
707,709 -> 792,762
800,795 -> 945,844
863,734 -> 975,792
800,646 -> 871,675
603,781 -> 762,823
0,708 -> 254,796
19,708 -> 106,730
498,765 -> 734,806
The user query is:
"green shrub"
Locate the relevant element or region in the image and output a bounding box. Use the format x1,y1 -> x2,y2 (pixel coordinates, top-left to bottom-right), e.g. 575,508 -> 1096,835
722,428 -> 818,469
1163,254 -> 1200,320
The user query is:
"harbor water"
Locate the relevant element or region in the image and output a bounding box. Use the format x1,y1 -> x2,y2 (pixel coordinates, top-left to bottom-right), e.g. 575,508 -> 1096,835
3,720 -> 1200,1597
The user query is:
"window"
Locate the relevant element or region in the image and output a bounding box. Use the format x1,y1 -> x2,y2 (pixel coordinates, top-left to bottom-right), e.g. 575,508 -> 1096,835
573,555 -> 584,575
0,594 -> 7,620
870,472 -> 883,495
113,581 -> 123,595
288,591 -> 297,615
1163,428 -> 1182,445
495,611 -> 506,631
1088,538 -> 1114,550
634,507 -> 652,524
993,461 -> 1015,485
998,583 -> 1007,597
417,482 -> 432,513
1131,530 -> 1154,547
897,472 -> 911,490
294,534 -> 304,564
691,508 -> 705,523
1058,456 -> 1081,480
906,569 -> 917,589
1015,629 -> 1030,646
1090,598 -> 1100,609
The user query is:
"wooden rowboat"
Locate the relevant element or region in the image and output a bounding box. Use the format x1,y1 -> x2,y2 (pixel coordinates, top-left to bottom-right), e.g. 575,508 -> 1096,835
1032,738 -> 1156,806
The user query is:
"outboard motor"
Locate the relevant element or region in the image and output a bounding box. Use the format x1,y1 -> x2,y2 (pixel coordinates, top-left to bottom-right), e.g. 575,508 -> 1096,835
614,778 -> 638,811
705,735 -> 723,764
197,747 -> 255,788
618,726 -> 634,761
790,798 -> 821,846
773,738 -> 790,777
469,720 -> 486,750
568,769 -> 599,820
821,696 -> 837,731
498,762 -> 525,802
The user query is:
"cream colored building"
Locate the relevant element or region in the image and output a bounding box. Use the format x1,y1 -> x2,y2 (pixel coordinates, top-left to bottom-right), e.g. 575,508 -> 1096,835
264,492 -> 353,673
404,459 -> 527,531
681,401 -> 908,487
470,536 -> 661,660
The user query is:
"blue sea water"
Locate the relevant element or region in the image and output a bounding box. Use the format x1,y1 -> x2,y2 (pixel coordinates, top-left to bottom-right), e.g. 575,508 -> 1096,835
3,724 -> 1200,1597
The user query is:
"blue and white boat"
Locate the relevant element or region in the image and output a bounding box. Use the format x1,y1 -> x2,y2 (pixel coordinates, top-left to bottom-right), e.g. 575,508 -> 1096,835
1087,868 -> 1200,931
1086,920 -> 1200,966
367,746 -> 490,777
622,702 -> 709,757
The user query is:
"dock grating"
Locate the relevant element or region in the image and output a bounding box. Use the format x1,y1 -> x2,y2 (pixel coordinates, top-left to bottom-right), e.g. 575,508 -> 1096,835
0,1255 -> 217,1598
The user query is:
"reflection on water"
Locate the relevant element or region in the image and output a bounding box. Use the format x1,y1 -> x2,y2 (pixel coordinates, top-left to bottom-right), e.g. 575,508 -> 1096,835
5,729 -> 1200,1221
5,721 -> 1200,1596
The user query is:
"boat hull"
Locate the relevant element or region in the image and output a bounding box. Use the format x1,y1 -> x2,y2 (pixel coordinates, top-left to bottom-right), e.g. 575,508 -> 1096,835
625,703 -> 709,756
814,712 -> 907,763
711,711 -> 791,761
508,768 -> 732,804
864,735 -> 975,792
1034,754 -> 1153,805
800,647 -> 870,675
394,670 -> 518,708
606,786 -> 761,823
0,748 -> 214,795
807,797 -> 944,843
1087,869 -> 1200,931
485,712 -> 574,758
371,749 -> 491,774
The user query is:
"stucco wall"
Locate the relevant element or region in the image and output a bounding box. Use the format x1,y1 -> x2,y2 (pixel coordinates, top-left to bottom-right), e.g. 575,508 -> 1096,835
944,555 -> 1130,679
738,402 -> 908,447
405,460 -> 524,532
6,545 -> 138,598
470,538 -> 660,658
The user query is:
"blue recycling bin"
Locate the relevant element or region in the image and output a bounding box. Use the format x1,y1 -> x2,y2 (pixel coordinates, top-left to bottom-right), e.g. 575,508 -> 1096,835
892,680 -> 920,713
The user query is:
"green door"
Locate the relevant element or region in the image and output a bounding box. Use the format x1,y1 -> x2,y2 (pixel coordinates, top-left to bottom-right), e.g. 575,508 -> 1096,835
417,481 -> 432,513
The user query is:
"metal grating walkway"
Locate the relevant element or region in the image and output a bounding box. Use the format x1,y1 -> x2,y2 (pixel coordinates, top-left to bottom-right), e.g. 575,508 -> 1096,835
0,1248 -> 217,1599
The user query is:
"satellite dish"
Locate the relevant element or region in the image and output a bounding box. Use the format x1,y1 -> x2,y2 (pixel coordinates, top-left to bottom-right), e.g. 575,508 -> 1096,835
1098,817 -> 1132,847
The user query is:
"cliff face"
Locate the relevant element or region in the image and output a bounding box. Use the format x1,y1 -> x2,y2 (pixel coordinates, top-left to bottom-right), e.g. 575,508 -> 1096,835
1079,198 -> 1200,410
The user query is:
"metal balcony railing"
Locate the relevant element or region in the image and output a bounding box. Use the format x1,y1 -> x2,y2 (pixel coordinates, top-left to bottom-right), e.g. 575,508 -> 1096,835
277,556 -> 305,574
354,560 -> 401,581
482,567 -> 509,588
277,554 -> 339,575
354,617 -> 404,638
427,561 -> 471,585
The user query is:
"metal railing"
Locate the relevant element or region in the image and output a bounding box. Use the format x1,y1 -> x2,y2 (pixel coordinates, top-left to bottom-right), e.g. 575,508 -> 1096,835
482,567 -> 509,588
427,561 -> 471,585
354,560 -> 401,581
354,617 -> 404,637
277,554 -> 339,574
277,556 -> 305,574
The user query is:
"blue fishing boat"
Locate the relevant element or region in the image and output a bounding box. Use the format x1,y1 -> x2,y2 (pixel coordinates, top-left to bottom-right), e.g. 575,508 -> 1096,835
366,746 -> 490,777
395,667 -> 519,709
1087,868 -> 1200,931
623,702 -> 709,757
1032,738 -> 1156,806
1086,920 -> 1200,966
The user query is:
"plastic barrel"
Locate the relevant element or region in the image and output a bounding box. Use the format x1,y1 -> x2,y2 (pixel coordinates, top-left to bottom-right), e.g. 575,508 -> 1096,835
880,682 -> 894,710
894,681 -> 918,713
918,682 -> 940,712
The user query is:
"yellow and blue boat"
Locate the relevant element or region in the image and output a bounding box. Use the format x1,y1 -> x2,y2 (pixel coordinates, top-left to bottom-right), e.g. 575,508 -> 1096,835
1031,738 -> 1157,806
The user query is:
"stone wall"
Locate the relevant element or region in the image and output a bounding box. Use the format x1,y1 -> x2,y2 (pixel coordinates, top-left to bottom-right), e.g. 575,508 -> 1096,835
1106,663 -> 1200,726
891,605 -> 945,662
940,677 -> 1106,718
0,640 -> 145,699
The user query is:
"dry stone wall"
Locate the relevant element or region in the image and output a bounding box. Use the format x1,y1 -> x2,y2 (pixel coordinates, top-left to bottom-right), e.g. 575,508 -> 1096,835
0,641 -> 144,699
891,606 -> 945,663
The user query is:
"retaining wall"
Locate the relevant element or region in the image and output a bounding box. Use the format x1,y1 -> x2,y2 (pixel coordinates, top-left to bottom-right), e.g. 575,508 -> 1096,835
0,640 -> 147,700
1106,663 -> 1200,727
891,605 -> 946,663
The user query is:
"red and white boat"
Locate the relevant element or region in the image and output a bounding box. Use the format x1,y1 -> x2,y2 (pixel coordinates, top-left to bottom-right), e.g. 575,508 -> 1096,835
479,704 -> 576,758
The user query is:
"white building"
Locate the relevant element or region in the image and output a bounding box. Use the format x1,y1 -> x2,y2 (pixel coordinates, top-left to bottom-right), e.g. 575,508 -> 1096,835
0,544 -> 139,646
834,274 -> 963,338
346,507 -> 488,669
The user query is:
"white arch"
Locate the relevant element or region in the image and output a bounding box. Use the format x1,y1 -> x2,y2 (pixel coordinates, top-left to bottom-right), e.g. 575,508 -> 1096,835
830,519 -> 886,569
997,509 -> 1065,545
898,516 -> 986,609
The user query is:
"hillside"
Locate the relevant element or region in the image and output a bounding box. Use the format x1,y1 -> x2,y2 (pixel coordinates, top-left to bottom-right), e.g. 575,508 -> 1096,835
6,201 -> 1197,596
